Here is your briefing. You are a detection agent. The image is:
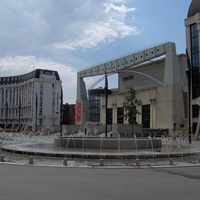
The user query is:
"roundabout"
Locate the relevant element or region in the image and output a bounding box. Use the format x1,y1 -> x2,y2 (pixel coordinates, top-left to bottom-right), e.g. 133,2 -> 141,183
0,132 -> 200,167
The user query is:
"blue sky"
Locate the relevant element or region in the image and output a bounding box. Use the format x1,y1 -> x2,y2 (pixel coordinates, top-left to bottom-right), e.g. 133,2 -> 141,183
0,0 -> 192,103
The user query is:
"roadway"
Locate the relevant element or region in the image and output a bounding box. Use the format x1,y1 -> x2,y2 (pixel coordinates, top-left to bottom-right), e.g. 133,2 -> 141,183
0,164 -> 200,200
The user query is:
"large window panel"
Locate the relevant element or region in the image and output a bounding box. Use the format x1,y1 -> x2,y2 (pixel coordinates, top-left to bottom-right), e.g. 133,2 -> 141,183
142,105 -> 150,128
117,107 -> 124,124
190,23 -> 200,98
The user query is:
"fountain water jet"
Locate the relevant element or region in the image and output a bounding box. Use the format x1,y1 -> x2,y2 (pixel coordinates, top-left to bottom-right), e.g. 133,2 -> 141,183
1,132 -> 199,164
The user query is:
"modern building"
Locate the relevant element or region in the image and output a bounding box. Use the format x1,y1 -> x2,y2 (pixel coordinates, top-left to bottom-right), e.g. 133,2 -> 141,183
185,0 -> 200,138
76,42 -> 188,134
0,69 -> 62,132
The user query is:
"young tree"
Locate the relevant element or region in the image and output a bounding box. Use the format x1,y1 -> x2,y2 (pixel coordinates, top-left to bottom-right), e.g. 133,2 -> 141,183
123,86 -> 141,133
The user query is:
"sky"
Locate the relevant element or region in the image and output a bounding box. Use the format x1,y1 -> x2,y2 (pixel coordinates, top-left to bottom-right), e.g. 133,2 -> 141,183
0,0 -> 192,103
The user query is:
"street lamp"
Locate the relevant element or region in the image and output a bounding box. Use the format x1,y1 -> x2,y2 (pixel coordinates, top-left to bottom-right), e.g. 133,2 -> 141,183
60,86 -> 63,137
186,49 -> 192,144
35,92 -> 38,132
104,72 -> 108,137
186,68 -> 192,144
18,101 -> 21,132
5,101 -> 8,128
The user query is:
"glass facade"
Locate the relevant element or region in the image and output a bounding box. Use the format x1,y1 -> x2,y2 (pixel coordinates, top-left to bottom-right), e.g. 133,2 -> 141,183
191,24 -> 200,98
88,89 -> 104,122
192,104 -> 199,118
89,94 -> 101,122
88,88 -> 111,123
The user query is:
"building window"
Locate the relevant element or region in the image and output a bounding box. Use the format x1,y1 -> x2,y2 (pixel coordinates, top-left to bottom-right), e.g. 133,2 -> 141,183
142,105 -> 150,128
117,107 -> 124,124
193,122 -> 197,134
107,108 -> 112,124
190,24 -> 200,98
192,104 -> 199,118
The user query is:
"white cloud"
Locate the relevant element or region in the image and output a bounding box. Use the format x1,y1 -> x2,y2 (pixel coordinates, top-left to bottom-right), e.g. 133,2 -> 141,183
0,0 -> 138,54
0,56 -> 36,74
52,2 -> 138,50
52,20 -> 131,50
104,3 -> 135,14
108,0 -> 127,3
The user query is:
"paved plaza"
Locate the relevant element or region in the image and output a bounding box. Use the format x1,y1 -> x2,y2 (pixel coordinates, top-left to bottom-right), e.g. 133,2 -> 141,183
0,164 -> 200,200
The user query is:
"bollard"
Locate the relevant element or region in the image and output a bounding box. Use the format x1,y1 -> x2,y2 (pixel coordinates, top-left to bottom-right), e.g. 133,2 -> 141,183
100,159 -> 104,166
136,158 -> 140,167
169,158 -> 173,165
63,158 -> 68,166
29,157 -> 33,164
0,155 -> 4,162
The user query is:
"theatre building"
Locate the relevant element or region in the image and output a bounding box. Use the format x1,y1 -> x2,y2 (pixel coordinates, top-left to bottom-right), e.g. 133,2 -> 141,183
0,69 -> 62,132
76,42 -> 188,134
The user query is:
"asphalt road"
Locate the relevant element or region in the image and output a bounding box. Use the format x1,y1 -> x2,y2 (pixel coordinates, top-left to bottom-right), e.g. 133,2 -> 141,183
0,164 -> 200,200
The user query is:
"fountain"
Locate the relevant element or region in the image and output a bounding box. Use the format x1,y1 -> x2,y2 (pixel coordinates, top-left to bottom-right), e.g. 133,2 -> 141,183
1,131 -> 200,167
52,133 -> 162,159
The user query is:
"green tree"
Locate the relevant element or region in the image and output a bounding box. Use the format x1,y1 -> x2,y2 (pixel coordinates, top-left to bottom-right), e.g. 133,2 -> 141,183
123,86 -> 141,133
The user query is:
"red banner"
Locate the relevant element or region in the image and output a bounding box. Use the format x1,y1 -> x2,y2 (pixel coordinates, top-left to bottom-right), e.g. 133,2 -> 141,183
76,101 -> 82,122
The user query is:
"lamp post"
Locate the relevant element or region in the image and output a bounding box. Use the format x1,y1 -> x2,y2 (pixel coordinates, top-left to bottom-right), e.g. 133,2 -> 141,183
186,49 -> 192,144
60,86 -> 63,137
104,72 -> 108,137
35,92 -> 38,132
18,100 -> 21,132
18,88 -> 22,132
130,101 -> 134,135
5,101 -> 8,129
186,68 -> 192,144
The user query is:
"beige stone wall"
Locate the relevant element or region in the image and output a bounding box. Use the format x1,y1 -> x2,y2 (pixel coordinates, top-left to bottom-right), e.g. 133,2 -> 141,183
101,84 -> 186,131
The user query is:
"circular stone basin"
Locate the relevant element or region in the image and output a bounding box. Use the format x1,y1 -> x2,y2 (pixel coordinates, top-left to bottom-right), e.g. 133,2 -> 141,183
54,137 -> 162,149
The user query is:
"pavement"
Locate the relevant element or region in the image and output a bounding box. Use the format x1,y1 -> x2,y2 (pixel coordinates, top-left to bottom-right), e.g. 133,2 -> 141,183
0,164 -> 200,200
